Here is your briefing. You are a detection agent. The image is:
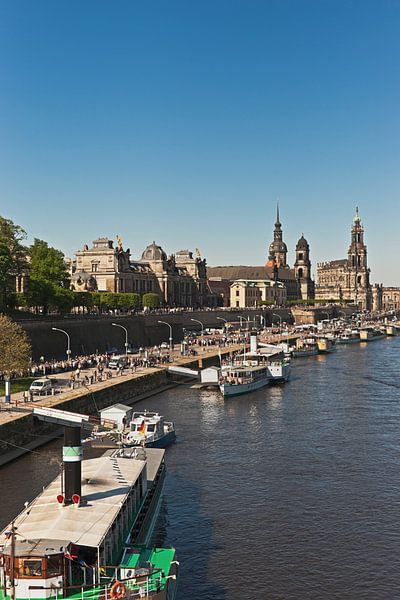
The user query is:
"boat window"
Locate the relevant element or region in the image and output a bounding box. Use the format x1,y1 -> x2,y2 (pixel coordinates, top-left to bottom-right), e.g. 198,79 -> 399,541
147,424 -> 156,432
20,559 -> 43,578
46,555 -> 62,577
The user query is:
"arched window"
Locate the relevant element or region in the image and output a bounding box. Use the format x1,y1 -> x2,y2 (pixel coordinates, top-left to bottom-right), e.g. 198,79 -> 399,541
298,268 -> 303,278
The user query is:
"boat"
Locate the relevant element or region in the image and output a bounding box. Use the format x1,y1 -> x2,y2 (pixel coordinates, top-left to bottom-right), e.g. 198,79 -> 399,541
316,337 -> 336,353
335,329 -> 360,344
359,327 -> 386,341
124,412 -> 176,448
291,337 -> 319,358
386,325 -> 397,336
219,348 -> 290,397
220,360 -> 270,397
0,407 -> 178,600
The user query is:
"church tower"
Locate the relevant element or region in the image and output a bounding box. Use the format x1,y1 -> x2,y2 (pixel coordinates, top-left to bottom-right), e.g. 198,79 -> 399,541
267,204 -> 288,268
294,234 -> 314,300
347,207 -> 371,309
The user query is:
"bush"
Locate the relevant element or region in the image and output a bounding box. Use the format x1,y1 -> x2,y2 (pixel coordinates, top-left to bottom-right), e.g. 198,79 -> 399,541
142,293 -> 161,309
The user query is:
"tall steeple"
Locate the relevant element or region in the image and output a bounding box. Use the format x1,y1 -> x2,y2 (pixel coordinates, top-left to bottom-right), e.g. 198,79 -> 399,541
348,207 -> 367,269
267,203 -> 288,267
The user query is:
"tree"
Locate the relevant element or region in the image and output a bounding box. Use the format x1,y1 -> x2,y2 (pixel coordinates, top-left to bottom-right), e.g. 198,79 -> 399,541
29,239 -> 70,287
0,217 -> 28,311
0,314 -> 31,375
142,293 -> 160,309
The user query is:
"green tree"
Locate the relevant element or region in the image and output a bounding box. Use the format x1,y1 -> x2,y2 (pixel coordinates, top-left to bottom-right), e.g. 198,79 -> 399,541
118,293 -> 141,311
29,239 -> 70,287
0,314 -> 31,375
142,292 -> 160,309
0,217 -> 28,311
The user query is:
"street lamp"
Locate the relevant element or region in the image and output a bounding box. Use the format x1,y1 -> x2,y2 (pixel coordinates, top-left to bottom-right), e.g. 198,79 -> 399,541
112,323 -> 129,358
216,316 -> 228,330
52,327 -> 71,361
191,318 -> 204,337
158,320 -> 173,353
272,313 -> 282,334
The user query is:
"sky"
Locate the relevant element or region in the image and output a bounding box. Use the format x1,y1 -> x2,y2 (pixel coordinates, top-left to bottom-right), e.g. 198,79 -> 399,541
0,0 -> 399,285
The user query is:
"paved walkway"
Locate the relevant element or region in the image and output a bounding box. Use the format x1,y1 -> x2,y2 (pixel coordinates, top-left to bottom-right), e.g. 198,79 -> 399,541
0,343 -> 243,426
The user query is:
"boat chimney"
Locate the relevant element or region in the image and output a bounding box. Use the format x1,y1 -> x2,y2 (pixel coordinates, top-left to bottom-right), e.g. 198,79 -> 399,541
63,425 -> 82,504
250,330 -> 258,354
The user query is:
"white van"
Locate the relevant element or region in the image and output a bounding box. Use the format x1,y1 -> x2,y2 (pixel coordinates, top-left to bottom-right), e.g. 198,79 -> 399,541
29,378 -> 53,395
108,356 -> 129,370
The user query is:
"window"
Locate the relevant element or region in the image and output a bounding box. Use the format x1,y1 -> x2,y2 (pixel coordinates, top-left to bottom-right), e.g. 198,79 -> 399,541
19,559 -> 43,578
92,263 -> 98,273
298,253 -> 303,260
46,555 -> 62,577
236,290 -> 240,297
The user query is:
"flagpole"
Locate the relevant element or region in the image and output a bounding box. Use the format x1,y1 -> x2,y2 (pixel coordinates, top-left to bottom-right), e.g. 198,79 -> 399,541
10,521 -> 15,600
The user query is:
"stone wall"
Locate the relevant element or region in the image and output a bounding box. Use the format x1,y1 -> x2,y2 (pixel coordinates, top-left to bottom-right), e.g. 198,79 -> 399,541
16,309 -> 293,361
0,369 -> 168,462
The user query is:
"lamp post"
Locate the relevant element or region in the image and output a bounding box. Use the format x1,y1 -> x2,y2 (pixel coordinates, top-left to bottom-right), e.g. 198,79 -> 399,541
158,320 -> 173,353
272,313 -> 282,334
111,323 -> 129,358
191,318 -> 204,337
52,327 -> 71,361
216,316 -> 228,331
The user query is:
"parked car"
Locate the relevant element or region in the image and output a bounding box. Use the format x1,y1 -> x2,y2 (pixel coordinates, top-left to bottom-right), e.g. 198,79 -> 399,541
108,356 -> 129,369
29,378 -> 53,395
160,342 -> 169,349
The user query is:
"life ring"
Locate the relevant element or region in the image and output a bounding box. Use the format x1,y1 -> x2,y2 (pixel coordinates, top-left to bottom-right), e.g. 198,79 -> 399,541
110,581 -> 126,600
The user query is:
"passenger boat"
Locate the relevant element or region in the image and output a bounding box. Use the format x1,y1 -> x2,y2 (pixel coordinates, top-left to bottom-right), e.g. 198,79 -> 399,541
386,325 -> 397,336
359,327 -> 386,341
0,407 -> 178,600
335,330 -> 360,344
219,350 -> 290,397
291,338 -> 319,358
124,412 -> 176,448
220,361 -> 270,397
316,337 -> 336,353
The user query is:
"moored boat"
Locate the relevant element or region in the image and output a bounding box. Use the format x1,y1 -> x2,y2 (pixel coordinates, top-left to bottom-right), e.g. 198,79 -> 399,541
291,337 -> 319,358
359,327 -> 386,341
124,412 -> 176,448
220,361 -> 270,397
335,330 -> 360,344
316,337 -> 336,353
386,325 -> 397,336
0,407 -> 178,600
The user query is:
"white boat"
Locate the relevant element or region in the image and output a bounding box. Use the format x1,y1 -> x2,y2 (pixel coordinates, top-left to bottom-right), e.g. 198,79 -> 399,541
124,411 -> 176,448
219,349 -> 290,397
336,330 -> 360,344
386,325 -> 397,336
220,362 -> 270,397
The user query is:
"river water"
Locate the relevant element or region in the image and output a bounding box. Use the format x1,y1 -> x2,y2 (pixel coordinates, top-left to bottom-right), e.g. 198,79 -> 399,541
1,337 -> 400,599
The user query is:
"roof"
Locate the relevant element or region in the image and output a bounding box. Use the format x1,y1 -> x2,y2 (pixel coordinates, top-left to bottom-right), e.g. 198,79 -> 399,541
207,265 -> 297,281
3,448 -> 164,551
100,403 -> 133,415
2,538 -> 71,558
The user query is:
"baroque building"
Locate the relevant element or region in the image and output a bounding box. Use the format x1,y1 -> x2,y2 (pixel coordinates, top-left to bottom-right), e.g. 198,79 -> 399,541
315,208 -> 372,310
70,237 -> 209,307
207,206 -> 314,305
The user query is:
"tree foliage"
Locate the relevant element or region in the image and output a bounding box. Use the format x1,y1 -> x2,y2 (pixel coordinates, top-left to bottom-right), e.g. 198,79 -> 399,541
0,314 -> 31,375
29,239 -> 70,287
142,292 -> 160,309
0,217 -> 28,311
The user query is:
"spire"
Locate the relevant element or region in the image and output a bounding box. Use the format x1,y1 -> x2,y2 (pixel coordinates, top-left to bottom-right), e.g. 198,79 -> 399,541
354,206 -> 360,223
276,201 -> 280,225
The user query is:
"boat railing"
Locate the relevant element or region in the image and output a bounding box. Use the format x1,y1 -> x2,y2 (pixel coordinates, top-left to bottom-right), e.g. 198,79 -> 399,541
27,571 -> 177,599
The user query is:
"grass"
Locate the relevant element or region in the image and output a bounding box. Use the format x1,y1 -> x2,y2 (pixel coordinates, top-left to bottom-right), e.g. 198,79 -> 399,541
0,377 -> 35,394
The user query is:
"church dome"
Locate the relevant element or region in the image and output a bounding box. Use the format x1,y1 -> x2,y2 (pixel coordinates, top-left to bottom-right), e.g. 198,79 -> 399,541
296,235 -> 309,250
141,241 -> 167,262
269,240 -> 287,254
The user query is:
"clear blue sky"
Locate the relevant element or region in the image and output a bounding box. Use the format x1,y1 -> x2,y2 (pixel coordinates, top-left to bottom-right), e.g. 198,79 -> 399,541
1,0 -> 399,285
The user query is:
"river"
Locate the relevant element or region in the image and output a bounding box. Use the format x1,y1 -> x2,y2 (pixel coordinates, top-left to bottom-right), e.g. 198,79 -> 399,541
1,337 -> 400,599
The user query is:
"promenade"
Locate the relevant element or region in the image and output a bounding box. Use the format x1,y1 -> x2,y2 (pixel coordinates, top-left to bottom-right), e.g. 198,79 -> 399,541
0,341 -> 245,427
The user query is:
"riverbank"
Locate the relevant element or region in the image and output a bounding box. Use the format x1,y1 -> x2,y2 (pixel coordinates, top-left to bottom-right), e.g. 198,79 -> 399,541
0,344 -> 242,465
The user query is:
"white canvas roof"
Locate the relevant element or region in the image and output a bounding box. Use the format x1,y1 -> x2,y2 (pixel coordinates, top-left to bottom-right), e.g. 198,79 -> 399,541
5,448 -> 164,551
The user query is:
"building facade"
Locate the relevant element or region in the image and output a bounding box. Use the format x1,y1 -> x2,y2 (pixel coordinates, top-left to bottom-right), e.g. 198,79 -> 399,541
70,237 -> 209,307
208,206 -> 314,305
315,209 -> 373,310
230,279 -> 286,308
